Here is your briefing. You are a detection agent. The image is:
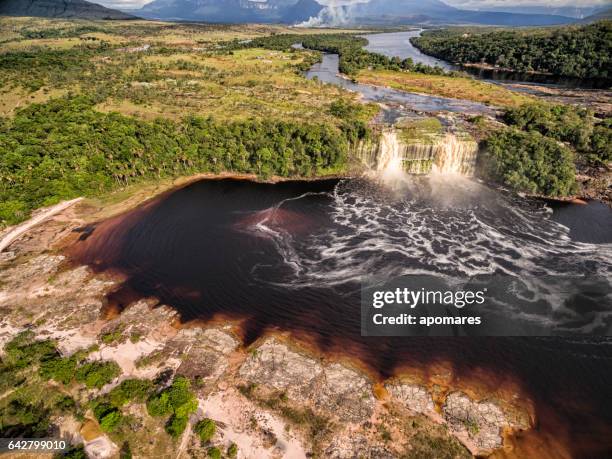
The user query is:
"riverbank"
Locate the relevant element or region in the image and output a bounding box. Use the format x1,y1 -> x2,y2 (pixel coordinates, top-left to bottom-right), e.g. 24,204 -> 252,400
356,69 -> 535,109
5,171 -> 612,458
0,194 -> 539,458
500,82 -> 612,116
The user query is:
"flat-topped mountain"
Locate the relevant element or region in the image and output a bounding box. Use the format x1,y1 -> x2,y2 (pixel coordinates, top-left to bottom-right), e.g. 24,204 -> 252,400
346,0 -> 574,26
137,0 -> 574,26
0,0 -> 136,20
138,0 -> 323,23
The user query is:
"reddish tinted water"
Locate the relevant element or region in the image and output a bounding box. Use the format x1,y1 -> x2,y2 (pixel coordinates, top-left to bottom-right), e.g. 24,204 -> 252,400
69,177 -> 612,457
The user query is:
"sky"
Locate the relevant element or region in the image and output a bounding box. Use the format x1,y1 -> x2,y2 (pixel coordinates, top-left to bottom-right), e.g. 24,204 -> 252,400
95,0 -> 610,11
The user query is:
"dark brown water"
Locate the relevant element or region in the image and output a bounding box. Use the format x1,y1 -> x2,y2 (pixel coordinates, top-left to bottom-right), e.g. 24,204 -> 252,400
69,177 -> 612,458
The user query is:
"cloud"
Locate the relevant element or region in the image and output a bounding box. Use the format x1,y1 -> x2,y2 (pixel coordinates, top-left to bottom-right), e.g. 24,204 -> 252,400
444,0 -> 608,7
94,0 -> 609,12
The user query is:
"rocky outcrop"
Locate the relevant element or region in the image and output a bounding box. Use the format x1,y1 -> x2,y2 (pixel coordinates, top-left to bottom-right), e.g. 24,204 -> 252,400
239,339 -> 376,423
323,435 -> 396,459
443,392 -> 530,455
385,383 -> 435,416
172,328 -> 239,383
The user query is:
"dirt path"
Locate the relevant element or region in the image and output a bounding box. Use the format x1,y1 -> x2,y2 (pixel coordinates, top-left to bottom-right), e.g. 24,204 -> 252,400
176,417 -> 193,459
0,198 -> 83,252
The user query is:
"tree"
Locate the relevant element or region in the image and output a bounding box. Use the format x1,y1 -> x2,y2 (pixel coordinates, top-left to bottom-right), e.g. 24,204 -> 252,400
194,418 -> 216,443
99,411 -> 122,433
481,128 -> 576,196
165,414 -> 188,438
74,361 -> 121,389
109,379 -> 154,407
412,22 -> 612,79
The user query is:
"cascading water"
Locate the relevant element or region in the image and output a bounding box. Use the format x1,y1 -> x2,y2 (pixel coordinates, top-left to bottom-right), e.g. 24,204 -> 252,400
433,134 -> 479,175
376,129 -> 407,187
354,126 -> 480,180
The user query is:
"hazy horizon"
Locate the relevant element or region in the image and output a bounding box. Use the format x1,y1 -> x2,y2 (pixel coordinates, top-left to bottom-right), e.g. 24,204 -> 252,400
97,0 -> 610,13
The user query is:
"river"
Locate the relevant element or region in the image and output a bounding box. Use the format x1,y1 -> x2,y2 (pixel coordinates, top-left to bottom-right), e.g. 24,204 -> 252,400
305,53 -> 495,118
362,29 -> 611,89
362,30 -> 456,70
70,175 -> 612,456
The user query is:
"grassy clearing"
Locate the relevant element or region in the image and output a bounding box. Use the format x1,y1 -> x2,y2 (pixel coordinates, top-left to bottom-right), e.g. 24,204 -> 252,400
357,69 -> 535,108
92,47 -> 372,124
0,86 -> 69,116
397,117 -> 444,144
0,18 -> 374,126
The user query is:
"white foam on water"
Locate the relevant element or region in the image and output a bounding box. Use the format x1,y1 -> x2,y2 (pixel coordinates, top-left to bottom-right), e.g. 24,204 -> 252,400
244,174 -> 611,331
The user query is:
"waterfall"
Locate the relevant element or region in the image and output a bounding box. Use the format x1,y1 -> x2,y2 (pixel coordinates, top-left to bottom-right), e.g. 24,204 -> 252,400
377,129 -> 405,180
432,134 -> 479,176
352,127 -> 479,179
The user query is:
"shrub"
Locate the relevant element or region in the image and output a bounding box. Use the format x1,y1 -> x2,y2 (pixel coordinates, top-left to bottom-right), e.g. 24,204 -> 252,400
40,356 -> 78,385
146,376 -> 198,439
0,364 -> 25,393
100,328 -> 124,345
194,418 -> 216,442
109,379 -> 153,407
589,119 -> 612,164
58,445 -> 87,459
147,376 -> 197,418
146,392 -> 173,417
92,401 -> 114,421
92,401 -> 122,433
165,414 -> 188,438
119,442 -> 132,459
99,410 -> 122,433
3,332 -> 57,368
0,399 -> 50,437
227,442 -> 238,458
207,447 -> 221,459
54,395 -> 76,413
75,361 -> 121,389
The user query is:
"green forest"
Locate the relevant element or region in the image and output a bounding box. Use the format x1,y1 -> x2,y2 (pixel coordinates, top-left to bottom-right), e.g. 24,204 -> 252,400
0,96 -> 370,226
480,103 -> 610,196
412,21 -> 612,79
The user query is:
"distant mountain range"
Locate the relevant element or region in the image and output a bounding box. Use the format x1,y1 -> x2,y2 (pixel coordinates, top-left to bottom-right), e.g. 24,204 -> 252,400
0,0 -> 598,27
342,0 -> 575,26
137,0 -> 323,23
136,0 -> 576,26
468,5 -> 609,20
581,8 -> 612,23
0,0 -> 135,20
